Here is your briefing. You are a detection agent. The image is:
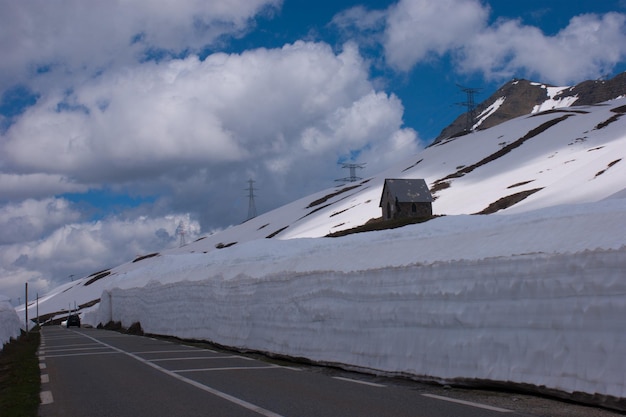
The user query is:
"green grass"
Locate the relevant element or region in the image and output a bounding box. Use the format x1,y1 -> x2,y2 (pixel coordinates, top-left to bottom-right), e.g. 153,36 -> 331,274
0,329 -> 41,417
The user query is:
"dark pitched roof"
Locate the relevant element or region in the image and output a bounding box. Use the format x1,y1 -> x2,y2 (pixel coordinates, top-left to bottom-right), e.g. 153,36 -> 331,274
379,178 -> 433,206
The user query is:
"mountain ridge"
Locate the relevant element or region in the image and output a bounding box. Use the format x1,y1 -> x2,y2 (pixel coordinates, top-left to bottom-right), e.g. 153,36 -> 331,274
434,71 -> 626,143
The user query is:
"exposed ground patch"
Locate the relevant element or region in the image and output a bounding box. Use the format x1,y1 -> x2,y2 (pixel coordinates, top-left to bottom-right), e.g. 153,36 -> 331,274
402,158 -> 423,172
133,252 -> 159,263
326,215 -> 438,237
507,180 -> 536,189
307,184 -> 362,208
594,114 -> 623,130
266,226 -> 289,238
594,159 -> 622,178
474,188 -> 544,214
215,242 -> 237,249
84,269 -> 112,286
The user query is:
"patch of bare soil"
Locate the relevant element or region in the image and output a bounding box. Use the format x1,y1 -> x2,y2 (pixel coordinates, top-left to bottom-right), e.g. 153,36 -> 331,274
84,270 -> 112,286
133,252 -> 159,263
266,225 -> 289,238
474,188 -> 544,214
594,159 -> 622,178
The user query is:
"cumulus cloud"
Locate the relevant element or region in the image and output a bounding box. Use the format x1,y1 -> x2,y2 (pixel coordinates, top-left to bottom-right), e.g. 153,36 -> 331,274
0,0 -> 281,92
458,12 -> 626,83
0,209 -> 199,303
383,0 -> 489,71
2,41 -> 417,205
339,0 -> 626,84
0,30 -> 420,301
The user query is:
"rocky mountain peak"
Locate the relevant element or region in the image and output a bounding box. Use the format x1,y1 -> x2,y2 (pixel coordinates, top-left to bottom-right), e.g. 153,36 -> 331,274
433,71 -> 626,145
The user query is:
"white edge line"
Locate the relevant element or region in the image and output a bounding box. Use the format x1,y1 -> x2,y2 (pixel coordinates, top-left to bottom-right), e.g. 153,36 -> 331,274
77,332 -> 285,417
40,391 -> 54,405
422,393 -> 513,413
332,376 -> 386,388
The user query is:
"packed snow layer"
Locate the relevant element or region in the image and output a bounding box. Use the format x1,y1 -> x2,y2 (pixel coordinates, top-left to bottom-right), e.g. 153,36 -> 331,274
87,197 -> 626,399
0,296 -> 22,349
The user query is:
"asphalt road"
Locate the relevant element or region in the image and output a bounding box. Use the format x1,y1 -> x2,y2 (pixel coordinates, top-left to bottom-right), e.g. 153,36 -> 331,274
35,326 -> 577,417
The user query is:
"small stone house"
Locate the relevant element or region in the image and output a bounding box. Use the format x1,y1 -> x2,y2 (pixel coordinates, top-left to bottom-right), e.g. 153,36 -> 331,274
379,178 -> 433,220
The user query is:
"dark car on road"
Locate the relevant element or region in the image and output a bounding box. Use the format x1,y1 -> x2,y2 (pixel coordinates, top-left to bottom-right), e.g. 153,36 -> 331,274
67,314 -> 81,328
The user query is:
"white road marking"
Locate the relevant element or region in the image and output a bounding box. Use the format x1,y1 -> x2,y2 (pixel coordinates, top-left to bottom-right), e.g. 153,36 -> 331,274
173,365 -> 280,373
44,342 -> 101,349
132,349 -> 207,354
422,393 -> 513,413
44,346 -> 111,353
45,351 -> 122,358
332,376 -> 386,387
40,391 -> 54,405
150,355 -> 242,362
77,332 -> 285,417
39,362 -> 47,370
41,374 -> 49,383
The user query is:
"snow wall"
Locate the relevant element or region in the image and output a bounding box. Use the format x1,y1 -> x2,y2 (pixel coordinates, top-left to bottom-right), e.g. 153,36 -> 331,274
0,297 -> 22,349
95,248 -> 626,400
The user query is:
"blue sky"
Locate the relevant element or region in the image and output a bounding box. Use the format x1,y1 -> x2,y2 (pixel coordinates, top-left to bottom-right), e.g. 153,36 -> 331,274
1,0 -> 626,302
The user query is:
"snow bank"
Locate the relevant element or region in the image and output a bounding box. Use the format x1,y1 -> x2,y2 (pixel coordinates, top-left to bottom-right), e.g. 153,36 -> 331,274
89,198 -> 626,400
0,296 -> 22,349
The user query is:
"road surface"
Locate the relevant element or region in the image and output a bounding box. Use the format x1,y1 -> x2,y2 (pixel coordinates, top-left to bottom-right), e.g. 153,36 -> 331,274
36,326 -> 540,416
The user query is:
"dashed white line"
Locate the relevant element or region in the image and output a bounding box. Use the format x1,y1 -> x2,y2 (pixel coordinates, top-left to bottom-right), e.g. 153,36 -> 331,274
422,393 -> 513,413
77,332 -> 285,417
332,376 -> 386,387
173,365 -> 280,373
39,362 -> 47,370
40,391 -> 54,405
132,349 -> 205,354
41,374 -> 49,384
44,346 -> 111,353
45,351 -> 122,358
150,355 -> 243,362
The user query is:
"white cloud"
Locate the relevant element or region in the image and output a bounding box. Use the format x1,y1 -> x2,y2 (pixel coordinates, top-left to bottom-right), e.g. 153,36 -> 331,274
0,198 -> 81,244
0,173 -> 88,200
2,41 -> 418,200
0,210 -> 199,303
344,0 -> 626,84
458,12 -> 626,84
0,0 -> 281,91
383,0 -> 489,71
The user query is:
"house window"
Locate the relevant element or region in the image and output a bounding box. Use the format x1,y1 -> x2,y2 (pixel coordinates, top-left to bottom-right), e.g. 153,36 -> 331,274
386,202 -> 391,219
411,203 -> 417,213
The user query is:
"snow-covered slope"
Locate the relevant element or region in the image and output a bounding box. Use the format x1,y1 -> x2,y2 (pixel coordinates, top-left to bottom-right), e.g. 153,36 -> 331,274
15,97 -> 626,403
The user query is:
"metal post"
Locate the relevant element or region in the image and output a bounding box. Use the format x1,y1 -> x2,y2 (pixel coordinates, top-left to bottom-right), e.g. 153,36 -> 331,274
25,282 -> 28,333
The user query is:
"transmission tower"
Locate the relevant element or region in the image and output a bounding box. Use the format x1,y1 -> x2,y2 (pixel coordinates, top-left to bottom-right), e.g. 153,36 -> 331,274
335,162 -> 366,183
246,179 -> 257,220
175,220 -> 187,247
456,84 -> 482,133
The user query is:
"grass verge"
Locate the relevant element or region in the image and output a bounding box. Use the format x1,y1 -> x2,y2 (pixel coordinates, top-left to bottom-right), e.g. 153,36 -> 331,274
0,328 -> 41,417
